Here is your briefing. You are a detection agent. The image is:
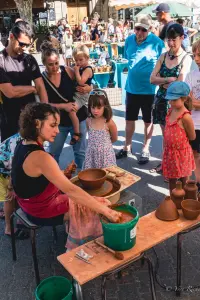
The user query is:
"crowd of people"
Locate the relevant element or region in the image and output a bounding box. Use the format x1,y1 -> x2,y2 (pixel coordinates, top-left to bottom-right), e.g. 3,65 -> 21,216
0,2 -> 200,250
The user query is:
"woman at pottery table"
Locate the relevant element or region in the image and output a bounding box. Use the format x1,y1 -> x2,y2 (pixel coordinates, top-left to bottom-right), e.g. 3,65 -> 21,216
11,103 -> 121,227
40,41 -> 90,170
150,23 -> 192,174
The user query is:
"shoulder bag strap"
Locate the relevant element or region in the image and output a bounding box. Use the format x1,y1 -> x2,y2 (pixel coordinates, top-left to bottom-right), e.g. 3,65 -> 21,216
42,71 -> 68,103
177,53 -> 188,73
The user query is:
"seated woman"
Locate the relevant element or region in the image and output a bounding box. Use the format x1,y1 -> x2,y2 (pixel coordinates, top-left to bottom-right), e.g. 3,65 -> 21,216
11,103 -> 120,229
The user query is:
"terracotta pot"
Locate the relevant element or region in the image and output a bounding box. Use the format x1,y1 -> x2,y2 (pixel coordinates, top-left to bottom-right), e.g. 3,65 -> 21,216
78,168 -> 107,190
171,181 -> 185,209
181,199 -> 200,220
155,196 -> 179,221
184,180 -> 198,200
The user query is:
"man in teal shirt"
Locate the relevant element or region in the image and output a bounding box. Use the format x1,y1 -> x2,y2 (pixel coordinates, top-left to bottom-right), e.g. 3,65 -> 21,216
116,15 -> 165,163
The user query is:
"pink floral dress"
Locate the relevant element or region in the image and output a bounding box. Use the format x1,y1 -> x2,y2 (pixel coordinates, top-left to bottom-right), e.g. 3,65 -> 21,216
162,109 -> 195,179
83,118 -> 116,169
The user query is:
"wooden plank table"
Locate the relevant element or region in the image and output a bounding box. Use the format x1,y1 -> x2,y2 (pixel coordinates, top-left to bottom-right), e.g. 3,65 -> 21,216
57,210 -> 200,299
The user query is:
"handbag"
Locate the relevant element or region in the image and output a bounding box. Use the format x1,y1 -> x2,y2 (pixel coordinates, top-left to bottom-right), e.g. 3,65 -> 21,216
42,71 -> 69,103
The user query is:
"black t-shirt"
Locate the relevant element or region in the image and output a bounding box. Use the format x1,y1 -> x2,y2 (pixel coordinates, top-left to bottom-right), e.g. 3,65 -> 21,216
0,48 -> 41,116
42,66 -> 87,127
159,21 -> 174,40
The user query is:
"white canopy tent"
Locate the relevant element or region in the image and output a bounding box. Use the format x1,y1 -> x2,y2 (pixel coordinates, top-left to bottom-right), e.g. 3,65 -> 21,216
108,0 -> 200,10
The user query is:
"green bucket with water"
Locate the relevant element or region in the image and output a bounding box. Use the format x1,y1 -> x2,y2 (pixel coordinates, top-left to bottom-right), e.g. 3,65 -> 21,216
35,276 -> 73,300
101,204 -> 139,251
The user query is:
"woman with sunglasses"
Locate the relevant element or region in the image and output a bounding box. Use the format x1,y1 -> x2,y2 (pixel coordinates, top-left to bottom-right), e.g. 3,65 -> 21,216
150,23 -> 192,174
40,41 -> 91,171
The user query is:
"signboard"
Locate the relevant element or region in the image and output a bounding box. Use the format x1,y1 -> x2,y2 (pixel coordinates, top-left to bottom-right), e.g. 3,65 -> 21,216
39,12 -> 47,19
49,8 -> 55,21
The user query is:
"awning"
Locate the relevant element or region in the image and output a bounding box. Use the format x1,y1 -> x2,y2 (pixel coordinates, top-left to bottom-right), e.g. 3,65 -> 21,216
108,0 -> 200,10
136,2 -> 193,17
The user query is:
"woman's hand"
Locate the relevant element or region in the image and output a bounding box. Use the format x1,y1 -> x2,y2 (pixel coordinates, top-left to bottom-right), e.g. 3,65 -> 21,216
104,207 -> 122,223
167,77 -> 177,83
76,84 -> 92,94
51,103 -> 77,112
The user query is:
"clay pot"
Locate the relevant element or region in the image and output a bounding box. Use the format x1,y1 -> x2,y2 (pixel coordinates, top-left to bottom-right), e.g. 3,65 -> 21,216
78,168 -> 107,190
171,181 -> 185,209
155,196 -> 179,221
184,180 -> 198,200
181,199 -> 200,220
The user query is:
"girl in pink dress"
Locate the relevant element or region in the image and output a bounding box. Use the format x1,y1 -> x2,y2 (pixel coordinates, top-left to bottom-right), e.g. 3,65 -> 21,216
66,89 -> 118,250
162,81 -> 196,194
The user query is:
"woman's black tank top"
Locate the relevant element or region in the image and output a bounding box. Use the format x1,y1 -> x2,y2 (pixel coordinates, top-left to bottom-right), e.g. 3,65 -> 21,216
43,66 -> 87,127
11,141 -> 49,198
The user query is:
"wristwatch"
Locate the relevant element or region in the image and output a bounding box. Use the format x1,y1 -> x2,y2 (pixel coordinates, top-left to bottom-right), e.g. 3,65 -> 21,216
164,77 -> 168,84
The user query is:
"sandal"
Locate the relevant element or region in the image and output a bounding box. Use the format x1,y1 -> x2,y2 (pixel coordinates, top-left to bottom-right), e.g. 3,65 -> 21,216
149,163 -> 162,173
138,151 -> 150,165
5,229 -> 30,240
70,133 -> 82,145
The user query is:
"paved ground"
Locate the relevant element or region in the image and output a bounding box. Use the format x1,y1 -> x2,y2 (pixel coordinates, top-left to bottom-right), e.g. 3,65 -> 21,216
1,105 -> 200,300
1,54 -> 200,299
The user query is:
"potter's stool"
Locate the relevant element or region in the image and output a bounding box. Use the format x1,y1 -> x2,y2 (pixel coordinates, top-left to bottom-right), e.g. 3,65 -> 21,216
10,208 -> 58,285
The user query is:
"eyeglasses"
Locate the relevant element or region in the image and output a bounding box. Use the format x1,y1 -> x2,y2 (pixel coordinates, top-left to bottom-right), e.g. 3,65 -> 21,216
90,90 -> 106,97
13,34 -> 32,48
135,27 -> 147,33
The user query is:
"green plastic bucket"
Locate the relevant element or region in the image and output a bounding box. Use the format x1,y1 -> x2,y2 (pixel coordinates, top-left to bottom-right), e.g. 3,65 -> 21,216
101,204 -> 139,251
35,276 -> 73,300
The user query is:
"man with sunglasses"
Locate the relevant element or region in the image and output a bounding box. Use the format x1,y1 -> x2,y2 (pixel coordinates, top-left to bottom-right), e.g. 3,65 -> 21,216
0,21 -> 48,142
116,15 -> 165,164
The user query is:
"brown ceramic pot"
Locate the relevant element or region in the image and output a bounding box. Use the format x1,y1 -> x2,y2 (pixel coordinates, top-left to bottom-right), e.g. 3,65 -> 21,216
78,168 -> 107,190
184,180 -> 198,200
181,199 -> 200,220
171,181 -> 185,209
155,196 -> 179,221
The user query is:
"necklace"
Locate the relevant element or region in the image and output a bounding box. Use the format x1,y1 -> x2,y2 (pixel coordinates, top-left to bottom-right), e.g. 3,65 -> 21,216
168,51 -> 184,60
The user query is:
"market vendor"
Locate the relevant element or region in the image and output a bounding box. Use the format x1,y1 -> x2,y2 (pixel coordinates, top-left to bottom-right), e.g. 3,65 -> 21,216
11,103 -> 121,227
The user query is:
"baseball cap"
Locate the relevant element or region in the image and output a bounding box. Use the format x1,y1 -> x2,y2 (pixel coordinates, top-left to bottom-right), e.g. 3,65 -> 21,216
165,82 -> 190,101
153,3 -> 170,13
135,14 -> 152,30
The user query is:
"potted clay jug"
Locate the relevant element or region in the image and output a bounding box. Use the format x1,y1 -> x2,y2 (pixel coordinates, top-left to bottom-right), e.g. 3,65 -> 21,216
184,180 -> 198,200
171,181 -> 185,209
155,196 -> 179,221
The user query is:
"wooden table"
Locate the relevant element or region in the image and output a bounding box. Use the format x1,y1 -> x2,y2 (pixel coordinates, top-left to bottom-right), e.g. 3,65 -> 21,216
58,210 -> 200,299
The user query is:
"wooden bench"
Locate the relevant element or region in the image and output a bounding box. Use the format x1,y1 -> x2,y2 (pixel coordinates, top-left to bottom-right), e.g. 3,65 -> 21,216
58,210 -> 200,299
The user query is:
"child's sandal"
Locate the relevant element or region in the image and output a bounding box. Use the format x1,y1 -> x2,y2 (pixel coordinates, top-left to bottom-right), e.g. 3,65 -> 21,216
70,133 -> 82,145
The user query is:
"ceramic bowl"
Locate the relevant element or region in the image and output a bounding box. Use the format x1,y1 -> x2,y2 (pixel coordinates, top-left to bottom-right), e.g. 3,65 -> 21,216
78,168 -> 107,190
181,199 -> 200,220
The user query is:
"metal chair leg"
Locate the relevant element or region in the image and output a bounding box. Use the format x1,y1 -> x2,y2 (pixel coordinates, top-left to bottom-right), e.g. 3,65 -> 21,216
101,276 -> 107,300
30,229 -> 40,285
52,226 -> 58,242
10,213 -> 16,261
176,233 -> 182,297
144,256 -> 157,300
72,278 -> 84,300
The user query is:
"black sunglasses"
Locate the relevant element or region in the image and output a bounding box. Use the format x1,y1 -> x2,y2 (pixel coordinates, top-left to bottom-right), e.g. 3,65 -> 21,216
13,34 -> 32,48
135,27 -> 147,33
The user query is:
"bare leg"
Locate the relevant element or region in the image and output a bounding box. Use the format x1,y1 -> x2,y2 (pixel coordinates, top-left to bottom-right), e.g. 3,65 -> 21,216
124,120 -> 135,151
193,151 -> 200,183
169,178 -> 177,196
69,111 -> 80,135
143,122 -> 154,153
4,200 -> 15,235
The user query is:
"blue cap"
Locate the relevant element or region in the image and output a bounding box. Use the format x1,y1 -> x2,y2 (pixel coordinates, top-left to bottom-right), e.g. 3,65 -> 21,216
165,82 -> 190,101
153,3 -> 170,13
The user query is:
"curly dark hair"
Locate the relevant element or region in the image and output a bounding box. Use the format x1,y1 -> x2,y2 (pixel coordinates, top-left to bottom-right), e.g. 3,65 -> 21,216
19,103 -> 60,141
88,89 -> 113,122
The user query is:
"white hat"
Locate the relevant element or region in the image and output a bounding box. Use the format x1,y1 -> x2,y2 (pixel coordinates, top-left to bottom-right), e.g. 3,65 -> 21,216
135,14 -> 152,30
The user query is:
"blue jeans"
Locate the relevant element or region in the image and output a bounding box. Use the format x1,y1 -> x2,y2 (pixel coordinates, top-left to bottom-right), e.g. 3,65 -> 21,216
49,120 -> 87,170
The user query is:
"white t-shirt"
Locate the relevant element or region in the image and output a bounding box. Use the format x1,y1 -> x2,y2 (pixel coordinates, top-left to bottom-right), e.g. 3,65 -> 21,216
185,70 -> 200,130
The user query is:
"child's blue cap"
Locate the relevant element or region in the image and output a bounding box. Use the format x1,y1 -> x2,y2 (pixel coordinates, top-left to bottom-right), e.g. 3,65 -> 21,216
165,81 -> 190,101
